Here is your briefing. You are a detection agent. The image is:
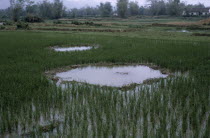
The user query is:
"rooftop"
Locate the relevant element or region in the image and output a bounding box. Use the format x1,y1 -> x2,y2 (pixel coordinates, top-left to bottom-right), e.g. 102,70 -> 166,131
186,8 -> 210,12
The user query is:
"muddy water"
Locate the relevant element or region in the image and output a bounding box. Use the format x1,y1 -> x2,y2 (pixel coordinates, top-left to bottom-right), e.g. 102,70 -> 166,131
53,46 -> 93,52
55,65 -> 168,87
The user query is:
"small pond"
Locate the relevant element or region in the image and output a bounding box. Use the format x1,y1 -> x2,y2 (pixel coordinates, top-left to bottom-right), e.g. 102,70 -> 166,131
167,30 -> 191,33
179,30 -> 190,33
53,46 -> 93,52
55,65 -> 168,87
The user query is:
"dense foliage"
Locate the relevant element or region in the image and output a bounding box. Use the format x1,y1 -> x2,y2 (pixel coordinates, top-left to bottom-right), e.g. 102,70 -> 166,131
16,21 -> 30,29
24,14 -> 43,23
0,0 -> 208,20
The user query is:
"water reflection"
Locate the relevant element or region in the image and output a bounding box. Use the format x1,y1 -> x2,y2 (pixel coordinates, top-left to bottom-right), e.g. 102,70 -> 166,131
55,65 -> 168,87
53,46 -> 93,52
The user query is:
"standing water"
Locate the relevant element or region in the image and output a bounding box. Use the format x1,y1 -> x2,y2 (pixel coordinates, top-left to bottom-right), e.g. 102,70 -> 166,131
55,65 -> 168,87
53,46 -> 93,52
168,30 -> 190,33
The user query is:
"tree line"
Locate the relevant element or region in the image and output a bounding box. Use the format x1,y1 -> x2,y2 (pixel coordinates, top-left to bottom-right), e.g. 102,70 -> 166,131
0,0 -> 207,22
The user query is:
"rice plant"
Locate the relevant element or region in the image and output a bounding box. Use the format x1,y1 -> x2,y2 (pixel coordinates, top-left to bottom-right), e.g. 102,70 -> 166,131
0,31 -> 209,137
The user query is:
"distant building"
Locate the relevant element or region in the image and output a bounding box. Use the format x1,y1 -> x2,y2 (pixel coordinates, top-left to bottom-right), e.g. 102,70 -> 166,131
0,22 -> 3,26
183,8 -> 210,16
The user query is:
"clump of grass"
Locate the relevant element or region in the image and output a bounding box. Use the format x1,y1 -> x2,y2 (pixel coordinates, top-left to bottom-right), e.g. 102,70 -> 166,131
53,20 -> 62,24
128,24 -> 143,28
0,26 -> 5,30
39,121 -> 60,133
71,20 -> 102,26
16,21 -> 30,30
3,20 -> 13,26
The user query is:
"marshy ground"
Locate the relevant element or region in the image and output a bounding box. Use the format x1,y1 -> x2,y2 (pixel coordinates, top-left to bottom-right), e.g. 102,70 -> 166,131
0,17 -> 210,137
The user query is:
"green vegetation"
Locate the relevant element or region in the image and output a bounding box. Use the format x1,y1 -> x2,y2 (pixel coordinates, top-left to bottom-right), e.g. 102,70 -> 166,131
1,0 -> 208,22
16,21 -> 30,30
1,0 -> 210,137
24,14 -> 43,23
0,22 -> 209,136
117,0 -> 129,18
0,26 -> 5,30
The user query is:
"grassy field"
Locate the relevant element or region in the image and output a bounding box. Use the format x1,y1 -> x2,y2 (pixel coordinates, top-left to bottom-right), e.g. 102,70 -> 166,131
0,17 -> 210,137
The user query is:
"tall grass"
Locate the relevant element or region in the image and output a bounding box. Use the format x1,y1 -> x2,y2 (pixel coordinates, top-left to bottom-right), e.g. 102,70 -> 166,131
0,31 -> 209,137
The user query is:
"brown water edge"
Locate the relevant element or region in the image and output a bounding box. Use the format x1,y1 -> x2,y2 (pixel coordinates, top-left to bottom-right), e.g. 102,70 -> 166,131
45,62 -> 174,90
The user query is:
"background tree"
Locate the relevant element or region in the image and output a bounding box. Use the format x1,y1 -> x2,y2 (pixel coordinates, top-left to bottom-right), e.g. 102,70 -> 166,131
184,3 -> 205,11
53,0 -> 64,19
117,0 -> 128,18
1,0 -> 208,20
25,0 -> 39,15
10,0 -> 26,22
68,7 -> 99,18
39,0 -> 53,18
85,7 -> 99,17
69,8 -> 78,18
139,6 -> 146,15
148,0 -> 166,16
0,8 -> 11,19
99,2 -> 113,17
129,1 -> 139,16
167,0 -> 183,16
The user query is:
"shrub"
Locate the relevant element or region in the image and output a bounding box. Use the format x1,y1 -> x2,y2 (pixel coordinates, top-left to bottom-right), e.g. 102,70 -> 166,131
16,22 -> 30,30
84,21 -> 94,25
71,20 -> 82,25
128,24 -> 143,28
0,26 -> 5,30
93,23 -> 102,26
24,15 -> 43,23
53,20 -> 62,24
84,21 -> 102,26
71,21 -> 102,26
3,20 -> 13,26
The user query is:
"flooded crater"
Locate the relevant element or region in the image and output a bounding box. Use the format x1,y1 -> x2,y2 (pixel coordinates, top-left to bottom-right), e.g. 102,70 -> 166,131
54,65 -> 168,87
53,46 -> 94,52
